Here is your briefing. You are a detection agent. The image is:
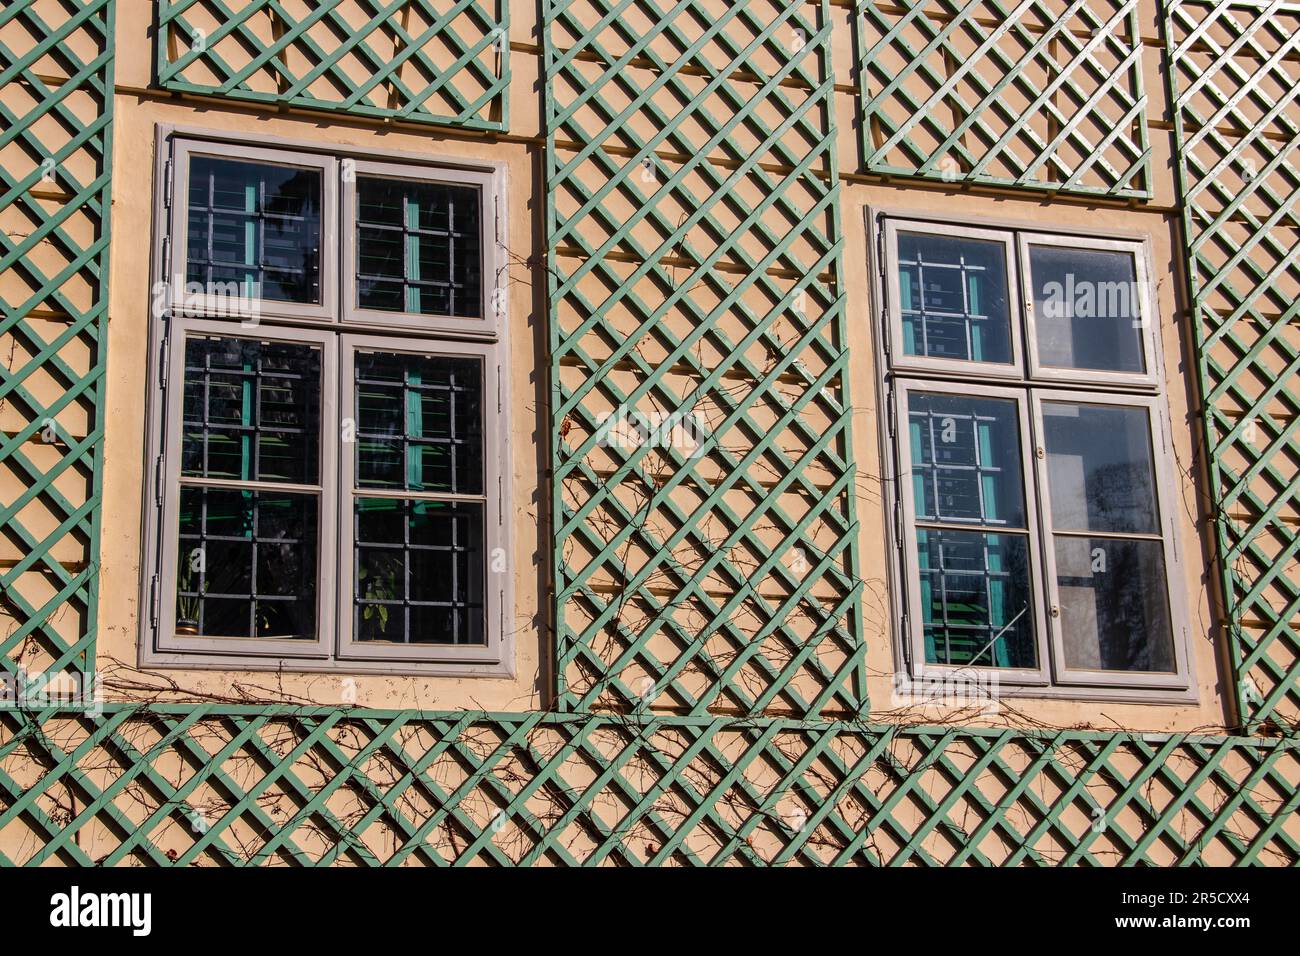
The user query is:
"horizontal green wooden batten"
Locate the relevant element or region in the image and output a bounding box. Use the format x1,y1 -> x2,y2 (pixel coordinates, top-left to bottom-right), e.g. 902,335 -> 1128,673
1165,0 -> 1300,731
155,0 -> 510,132
857,0 -> 1152,198
543,0 -> 866,718
0,704 -> 1295,865
0,0 -> 114,679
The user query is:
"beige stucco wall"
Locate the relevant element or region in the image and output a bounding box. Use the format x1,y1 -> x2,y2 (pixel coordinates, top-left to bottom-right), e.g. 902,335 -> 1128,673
83,0 -> 1237,731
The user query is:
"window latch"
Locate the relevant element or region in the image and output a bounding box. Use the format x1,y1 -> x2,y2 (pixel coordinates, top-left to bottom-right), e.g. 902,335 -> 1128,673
149,574 -> 160,629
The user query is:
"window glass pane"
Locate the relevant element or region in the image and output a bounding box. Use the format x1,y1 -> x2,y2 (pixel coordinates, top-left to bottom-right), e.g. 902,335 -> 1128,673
353,498 -> 485,645
176,487 -> 318,639
186,156 -> 322,304
1043,402 -> 1159,534
356,177 -> 482,318
918,529 -> 1036,668
1028,244 -> 1146,373
355,351 -> 483,494
907,393 -> 1026,528
1054,536 -> 1175,672
897,232 -> 1013,364
182,336 -> 321,484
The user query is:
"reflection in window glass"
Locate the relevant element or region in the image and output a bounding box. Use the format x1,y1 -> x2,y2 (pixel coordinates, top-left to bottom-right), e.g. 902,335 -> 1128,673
1043,402 -> 1159,535
918,529 -> 1035,668
1054,536 -> 1175,672
354,498 -> 485,645
182,336 -> 321,485
357,177 -> 482,318
1028,244 -> 1145,373
175,487 -> 318,639
351,350 -> 488,647
187,157 -> 322,304
908,393 -> 1035,669
355,351 -> 483,494
897,232 -> 1013,364
908,393 -> 1026,528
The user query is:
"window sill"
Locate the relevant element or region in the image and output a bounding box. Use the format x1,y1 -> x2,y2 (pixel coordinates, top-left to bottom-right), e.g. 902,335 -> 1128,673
893,670 -> 1198,706
138,648 -> 516,679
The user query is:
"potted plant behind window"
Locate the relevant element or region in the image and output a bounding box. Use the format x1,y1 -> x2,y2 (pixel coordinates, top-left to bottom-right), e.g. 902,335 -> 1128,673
358,554 -> 402,638
176,558 -> 202,635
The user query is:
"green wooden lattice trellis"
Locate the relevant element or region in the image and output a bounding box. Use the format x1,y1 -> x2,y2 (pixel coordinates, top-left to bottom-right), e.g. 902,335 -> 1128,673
856,0 -> 1152,197
1,705 -> 1296,865
0,0 -> 1297,867
1166,0 -> 1300,731
0,0 -> 114,680
156,0 -> 510,132
544,0 -> 865,718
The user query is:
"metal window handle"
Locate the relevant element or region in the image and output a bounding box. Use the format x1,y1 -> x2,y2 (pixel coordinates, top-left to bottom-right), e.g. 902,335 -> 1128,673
1050,605 -> 1060,618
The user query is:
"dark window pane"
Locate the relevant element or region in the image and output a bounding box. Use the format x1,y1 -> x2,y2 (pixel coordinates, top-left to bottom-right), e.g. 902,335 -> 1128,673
918,529 -> 1035,668
907,393 -> 1026,528
186,156 -> 321,305
354,351 -> 483,494
1054,536 -> 1175,672
182,336 -> 321,484
1028,244 -> 1146,373
176,487 -> 318,639
1043,402 -> 1159,535
354,498 -> 485,645
356,176 -> 482,318
897,232 -> 1013,364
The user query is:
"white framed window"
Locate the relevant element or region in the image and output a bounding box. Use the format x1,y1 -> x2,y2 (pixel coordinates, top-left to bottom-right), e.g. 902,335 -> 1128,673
882,219 -> 1024,378
342,160 -> 499,336
874,214 -> 1191,697
167,140 -> 338,323
1019,233 -> 1158,388
141,129 -> 511,675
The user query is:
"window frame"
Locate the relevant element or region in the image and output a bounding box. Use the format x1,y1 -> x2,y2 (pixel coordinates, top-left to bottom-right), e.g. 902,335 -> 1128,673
882,219 -> 1025,379
894,378 -> 1052,686
168,139 -> 339,323
336,334 -> 506,665
155,317 -> 340,659
140,126 -> 513,677
341,159 -> 500,337
1029,388 -> 1191,690
869,208 -> 1194,701
1018,232 -> 1160,389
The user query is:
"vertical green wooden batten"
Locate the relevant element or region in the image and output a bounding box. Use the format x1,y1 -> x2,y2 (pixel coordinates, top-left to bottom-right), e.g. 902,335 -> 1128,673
544,0 -> 866,718
0,0 -> 114,678
1166,0 -> 1300,730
